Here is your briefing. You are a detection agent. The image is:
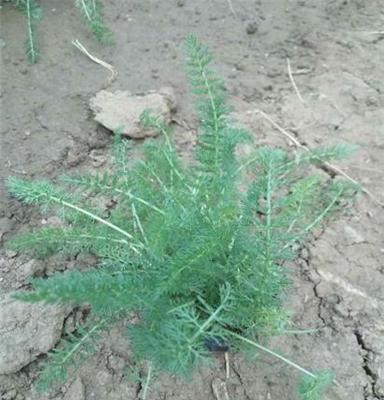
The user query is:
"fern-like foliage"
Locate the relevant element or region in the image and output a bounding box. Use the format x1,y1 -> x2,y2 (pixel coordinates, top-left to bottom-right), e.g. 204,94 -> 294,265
74,0 -> 112,43
298,371 -> 335,400
6,0 -> 111,61
33,318 -> 107,392
7,36 -> 357,397
10,0 -> 42,63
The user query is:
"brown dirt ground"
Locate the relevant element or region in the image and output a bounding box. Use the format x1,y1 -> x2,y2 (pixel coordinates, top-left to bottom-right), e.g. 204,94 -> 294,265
1,1 -> 383,399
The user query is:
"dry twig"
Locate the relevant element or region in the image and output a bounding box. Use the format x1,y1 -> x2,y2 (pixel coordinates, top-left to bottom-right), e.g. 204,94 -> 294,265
287,58 -> 305,103
72,39 -> 117,84
224,352 -> 230,379
226,0 -> 238,18
212,378 -> 230,400
365,31 -> 384,35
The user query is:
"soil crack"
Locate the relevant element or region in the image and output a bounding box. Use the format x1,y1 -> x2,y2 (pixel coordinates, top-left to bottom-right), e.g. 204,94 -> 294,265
298,248 -> 328,328
354,330 -> 380,399
231,361 -> 252,400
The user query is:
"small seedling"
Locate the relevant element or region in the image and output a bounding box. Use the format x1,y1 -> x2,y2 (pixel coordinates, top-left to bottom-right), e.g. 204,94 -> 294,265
74,0 -> 112,44
8,0 -> 42,63
7,36 -> 356,399
5,0 -> 111,62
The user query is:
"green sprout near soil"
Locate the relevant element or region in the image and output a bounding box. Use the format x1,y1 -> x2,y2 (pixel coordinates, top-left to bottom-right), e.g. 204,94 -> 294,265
7,36 -> 356,399
74,0 -> 112,44
9,0 -> 42,63
7,0 -> 111,63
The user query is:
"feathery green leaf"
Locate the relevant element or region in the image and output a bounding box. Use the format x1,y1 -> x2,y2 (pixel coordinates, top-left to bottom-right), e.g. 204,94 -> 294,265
7,37 -> 356,397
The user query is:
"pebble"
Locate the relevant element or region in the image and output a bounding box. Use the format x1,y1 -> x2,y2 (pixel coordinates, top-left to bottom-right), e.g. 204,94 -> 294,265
89,149 -> 107,167
246,22 -> 258,35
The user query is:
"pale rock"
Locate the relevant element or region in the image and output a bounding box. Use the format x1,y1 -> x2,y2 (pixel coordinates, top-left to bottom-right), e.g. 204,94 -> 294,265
0,293 -> 70,374
89,87 -> 176,138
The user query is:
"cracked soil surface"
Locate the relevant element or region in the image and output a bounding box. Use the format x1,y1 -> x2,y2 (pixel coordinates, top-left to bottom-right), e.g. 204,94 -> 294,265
1,1 -> 383,399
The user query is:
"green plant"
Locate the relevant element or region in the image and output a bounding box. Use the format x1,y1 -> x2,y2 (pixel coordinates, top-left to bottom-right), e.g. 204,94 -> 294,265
9,0 -> 42,63
6,0 -> 111,63
74,0 -> 112,44
7,36 -> 356,399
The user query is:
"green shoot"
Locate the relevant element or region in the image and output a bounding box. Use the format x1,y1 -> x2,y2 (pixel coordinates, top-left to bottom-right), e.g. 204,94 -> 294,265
11,0 -> 42,63
7,36 -> 357,397
7,0 -> 111,61
141,363 -> 153,400
33,318 -> 106,392
298,371 -> 335,400
74,0 -> 113,44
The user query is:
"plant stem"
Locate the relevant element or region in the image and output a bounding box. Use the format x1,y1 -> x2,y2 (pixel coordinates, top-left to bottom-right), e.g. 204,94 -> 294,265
283,188 -> 344,250
80,0 -> 91,21
68,178 -> 165,215
195,52 -> 220,172
26,0 -> 37,62
115,187 -> 165,215
228,331 -> 316,378
61,319 -> 105,364
48,195 -> 143,252
132,203 -> 148,245
190,288 -> 230,342
141,362 -> 152,400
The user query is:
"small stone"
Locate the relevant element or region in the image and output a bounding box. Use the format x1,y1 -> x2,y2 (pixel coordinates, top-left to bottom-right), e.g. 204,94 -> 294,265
234,62 -> 246,71
365,96 -> 379,107
267,69 -> 281,78
89,149 -> 106,167
176,0 -> 185,6
90,88 -> 176,139
246,22 -> 258,35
